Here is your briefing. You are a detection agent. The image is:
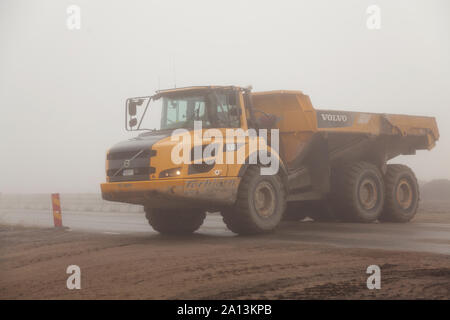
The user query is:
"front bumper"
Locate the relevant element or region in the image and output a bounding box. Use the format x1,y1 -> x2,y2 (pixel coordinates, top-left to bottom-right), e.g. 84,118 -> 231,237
101,177 -> 240,209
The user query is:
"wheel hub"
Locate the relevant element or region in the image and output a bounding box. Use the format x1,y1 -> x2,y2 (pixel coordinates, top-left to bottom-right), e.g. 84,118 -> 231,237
254,181 -> 276,218
359,178 -> 378,210
396,179 -> 413,209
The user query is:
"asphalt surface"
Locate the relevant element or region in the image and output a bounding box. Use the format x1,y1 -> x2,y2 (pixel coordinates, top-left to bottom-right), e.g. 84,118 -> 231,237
1,208 -> 450,255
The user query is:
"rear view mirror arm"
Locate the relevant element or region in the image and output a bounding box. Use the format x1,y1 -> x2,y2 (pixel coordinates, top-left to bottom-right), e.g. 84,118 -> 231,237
125,98 -> 131,131
137,97 -> 151,130
125,95 -> 153,131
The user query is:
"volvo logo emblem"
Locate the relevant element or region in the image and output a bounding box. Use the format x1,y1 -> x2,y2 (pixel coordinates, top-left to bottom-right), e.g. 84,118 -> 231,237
123,160 -> 131,168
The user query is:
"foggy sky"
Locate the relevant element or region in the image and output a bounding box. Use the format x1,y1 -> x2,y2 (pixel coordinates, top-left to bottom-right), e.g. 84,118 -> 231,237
1,0 -> 449,193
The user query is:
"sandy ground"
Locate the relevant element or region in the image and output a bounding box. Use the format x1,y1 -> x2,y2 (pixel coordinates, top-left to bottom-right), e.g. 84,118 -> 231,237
1,205 -> 450,300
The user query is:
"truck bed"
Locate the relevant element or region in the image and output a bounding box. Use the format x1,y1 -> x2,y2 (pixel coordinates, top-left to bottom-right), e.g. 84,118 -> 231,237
251,90 -> 439,166
316,109 -> 439,150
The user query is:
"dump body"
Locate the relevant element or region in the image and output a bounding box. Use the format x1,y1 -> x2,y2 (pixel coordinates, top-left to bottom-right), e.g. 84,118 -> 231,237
315,109 -> 439,147
251,90 -> 439,170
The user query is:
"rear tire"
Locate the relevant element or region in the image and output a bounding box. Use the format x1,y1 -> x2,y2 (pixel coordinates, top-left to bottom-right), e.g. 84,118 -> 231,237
379,164 -> 419,223
144,207 -> 206,234
332,162 -> 385,223
221,166 -> 286,235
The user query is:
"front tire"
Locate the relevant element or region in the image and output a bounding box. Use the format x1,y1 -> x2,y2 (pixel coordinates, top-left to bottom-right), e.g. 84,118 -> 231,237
144,207 -> 206,234
379,164 -> 419,223
221,166 -> 286,235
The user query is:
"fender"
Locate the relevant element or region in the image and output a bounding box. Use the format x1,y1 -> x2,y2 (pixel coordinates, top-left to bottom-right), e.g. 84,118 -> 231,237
237,150 -> 289,188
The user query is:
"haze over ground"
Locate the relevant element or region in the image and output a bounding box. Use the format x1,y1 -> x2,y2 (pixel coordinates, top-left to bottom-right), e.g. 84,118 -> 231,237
1,0 -> 449,193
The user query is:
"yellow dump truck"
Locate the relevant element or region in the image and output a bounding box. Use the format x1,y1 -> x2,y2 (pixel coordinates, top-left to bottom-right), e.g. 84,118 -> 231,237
101,86 -> 439,235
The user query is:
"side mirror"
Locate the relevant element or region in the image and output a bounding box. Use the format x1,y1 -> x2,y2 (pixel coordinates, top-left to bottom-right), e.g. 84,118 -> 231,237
128,104 -> 137,116
125,96 -> 151,131
129,118 -> 138,128
128,99 -> 144,116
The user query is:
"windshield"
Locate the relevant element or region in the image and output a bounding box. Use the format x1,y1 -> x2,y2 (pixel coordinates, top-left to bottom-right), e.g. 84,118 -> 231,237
135,91 -> 241,131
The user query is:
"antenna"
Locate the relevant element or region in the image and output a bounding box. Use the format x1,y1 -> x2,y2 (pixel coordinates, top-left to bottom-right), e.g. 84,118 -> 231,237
173,56 -> 176,88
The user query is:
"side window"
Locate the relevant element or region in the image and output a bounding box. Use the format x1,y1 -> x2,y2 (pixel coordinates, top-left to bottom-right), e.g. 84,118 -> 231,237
215,93 -> 240,127
178,102 -> 187,121
167,102 -> 177,123
167,99 -> 188,124
187,99 -> 209,125
193,101 -> 206,118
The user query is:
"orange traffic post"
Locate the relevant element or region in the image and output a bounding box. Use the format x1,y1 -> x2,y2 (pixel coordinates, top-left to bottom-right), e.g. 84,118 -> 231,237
51,193 -> 63,228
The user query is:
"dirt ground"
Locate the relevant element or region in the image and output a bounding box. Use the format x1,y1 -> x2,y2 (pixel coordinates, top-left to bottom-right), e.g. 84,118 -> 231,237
416,201 -> 450,223
1,207 -> 450,300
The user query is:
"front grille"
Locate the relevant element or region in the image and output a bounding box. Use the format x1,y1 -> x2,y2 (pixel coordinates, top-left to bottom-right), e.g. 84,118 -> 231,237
107,167 -> 156,177
107,148 -> 156,182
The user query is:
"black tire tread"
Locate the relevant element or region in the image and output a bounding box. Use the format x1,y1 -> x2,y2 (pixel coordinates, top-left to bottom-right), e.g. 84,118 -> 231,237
331,161 -> 384,223
380,164 -> 419,223
222,166 -> 286,234
145,208 -> 206,234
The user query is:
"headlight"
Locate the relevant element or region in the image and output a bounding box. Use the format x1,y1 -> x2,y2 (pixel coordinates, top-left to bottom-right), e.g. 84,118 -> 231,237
159,167 -> 182,178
